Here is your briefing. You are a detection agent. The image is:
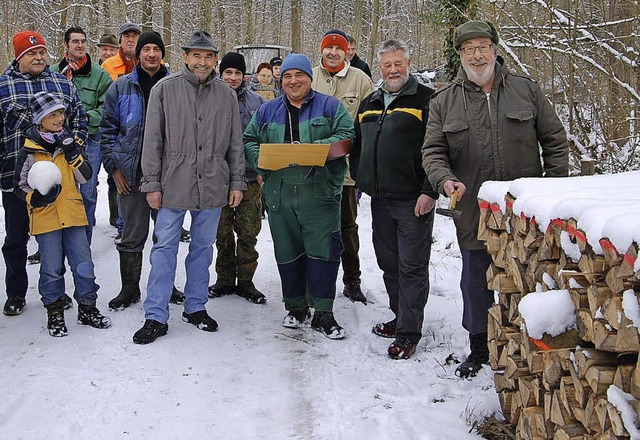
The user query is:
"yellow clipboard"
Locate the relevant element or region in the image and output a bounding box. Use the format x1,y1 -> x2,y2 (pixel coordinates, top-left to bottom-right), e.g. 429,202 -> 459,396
258,143 -> 330,171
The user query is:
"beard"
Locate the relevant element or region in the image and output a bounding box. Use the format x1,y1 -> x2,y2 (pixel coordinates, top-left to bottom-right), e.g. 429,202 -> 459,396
384,73 -> 409,92
462,61 -> 495,88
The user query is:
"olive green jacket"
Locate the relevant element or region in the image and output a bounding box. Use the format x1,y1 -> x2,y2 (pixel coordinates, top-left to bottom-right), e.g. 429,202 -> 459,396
422,59 -> 568,249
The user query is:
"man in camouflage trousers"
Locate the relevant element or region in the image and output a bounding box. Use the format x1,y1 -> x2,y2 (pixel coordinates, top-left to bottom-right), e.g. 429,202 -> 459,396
208,52 -> 267,304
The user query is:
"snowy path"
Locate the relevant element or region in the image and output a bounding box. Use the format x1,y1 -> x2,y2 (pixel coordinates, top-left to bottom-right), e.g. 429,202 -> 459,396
0,171 -> 500,439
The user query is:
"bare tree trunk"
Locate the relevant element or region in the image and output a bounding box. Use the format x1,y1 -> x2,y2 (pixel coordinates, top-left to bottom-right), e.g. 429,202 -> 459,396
202,0 -> 212,33
368,0 -> 381,66
244,0 -> 254,44
142,0 -> 153,31
291,0 -> 302,52
216,0 -> 227,53
353,0 -> 363,43
163,0 -> 172,65
607,0 -> 633,149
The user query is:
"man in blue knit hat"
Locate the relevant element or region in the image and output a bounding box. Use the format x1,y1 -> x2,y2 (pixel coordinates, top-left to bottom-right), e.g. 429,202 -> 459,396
244,54 -> 354,339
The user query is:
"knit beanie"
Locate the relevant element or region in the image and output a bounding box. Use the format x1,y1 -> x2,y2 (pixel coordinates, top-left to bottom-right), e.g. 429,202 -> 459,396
31,91 -> 66,125
269,56 -> 283,67
280,54 -> 313,80
219,52 -> 246,76
13,31 -> 47,61
321,29 -> 349,53
135,31 -> 165,58
454,20 -> 499,50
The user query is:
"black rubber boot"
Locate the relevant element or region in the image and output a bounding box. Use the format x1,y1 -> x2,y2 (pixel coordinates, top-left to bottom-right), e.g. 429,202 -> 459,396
108,188 -> 119,227
108,252 -> 143,310
455,332 -> 489,378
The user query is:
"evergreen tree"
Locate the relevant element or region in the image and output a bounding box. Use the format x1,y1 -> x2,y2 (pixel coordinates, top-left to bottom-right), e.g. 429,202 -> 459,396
423,0 -> 479,81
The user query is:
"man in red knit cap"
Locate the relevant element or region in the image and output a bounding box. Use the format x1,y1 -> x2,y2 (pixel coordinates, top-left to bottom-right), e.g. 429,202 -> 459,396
0,30 -> 87,316
311,29 -> 374,306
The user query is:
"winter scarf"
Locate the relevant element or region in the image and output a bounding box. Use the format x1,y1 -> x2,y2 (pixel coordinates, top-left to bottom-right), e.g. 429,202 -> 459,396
61,54 -> 88,80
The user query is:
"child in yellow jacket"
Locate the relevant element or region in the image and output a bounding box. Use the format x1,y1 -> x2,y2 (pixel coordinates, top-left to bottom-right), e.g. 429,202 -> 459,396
14,91 -> 111,337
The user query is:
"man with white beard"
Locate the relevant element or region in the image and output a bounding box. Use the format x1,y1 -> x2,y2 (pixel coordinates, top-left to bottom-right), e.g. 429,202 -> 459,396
422,20 -> 568,378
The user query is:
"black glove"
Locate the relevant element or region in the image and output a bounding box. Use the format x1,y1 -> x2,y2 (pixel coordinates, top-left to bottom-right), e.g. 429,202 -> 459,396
54,133 -> 80,163
30,184 -> 61,208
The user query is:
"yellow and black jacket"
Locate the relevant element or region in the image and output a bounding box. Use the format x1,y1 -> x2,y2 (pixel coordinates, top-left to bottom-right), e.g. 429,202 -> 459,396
351,75 -> 438,200
14,126 -> 91,235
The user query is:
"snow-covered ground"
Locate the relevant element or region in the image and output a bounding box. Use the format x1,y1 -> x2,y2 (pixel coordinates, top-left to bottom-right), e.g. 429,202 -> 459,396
0,169 -> 499,440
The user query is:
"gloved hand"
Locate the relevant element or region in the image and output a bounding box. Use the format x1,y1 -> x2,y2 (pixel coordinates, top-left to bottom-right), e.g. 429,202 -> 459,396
30,184 -> 61,208
54,132 -> 80,163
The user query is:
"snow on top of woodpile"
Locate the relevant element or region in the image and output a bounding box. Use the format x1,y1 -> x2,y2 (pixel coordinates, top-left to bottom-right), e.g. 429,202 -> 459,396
478,171 -> 640,255
607,385 -> 640,438
518,288 -> 576,338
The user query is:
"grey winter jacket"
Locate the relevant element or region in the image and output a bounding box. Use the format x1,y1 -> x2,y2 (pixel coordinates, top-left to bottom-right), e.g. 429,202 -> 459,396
141,68 -> 247,210
422,59 -> 568,249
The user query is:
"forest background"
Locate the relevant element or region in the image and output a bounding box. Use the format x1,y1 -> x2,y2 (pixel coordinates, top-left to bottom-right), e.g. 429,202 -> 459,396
2,0 -> 639,175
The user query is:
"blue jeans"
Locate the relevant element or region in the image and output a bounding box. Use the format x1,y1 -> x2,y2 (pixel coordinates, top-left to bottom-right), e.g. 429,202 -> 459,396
80,133 -> 101,244
144,207 -> 221,324
35,226 -> 99,306
116,196 -> 124,234
1,191 -> 29,299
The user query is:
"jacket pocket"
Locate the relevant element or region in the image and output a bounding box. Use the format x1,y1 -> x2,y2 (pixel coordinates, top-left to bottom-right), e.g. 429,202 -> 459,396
505,110 -> 540,175
340,92 -> 359,116
5,101 -> 31,134
442,120 -> 469,160
505,110 -> 534,123
309,117 -> 332,140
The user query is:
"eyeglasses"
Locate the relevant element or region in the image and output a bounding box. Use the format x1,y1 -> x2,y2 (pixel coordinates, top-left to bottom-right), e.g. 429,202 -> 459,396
460,44 -> 494,55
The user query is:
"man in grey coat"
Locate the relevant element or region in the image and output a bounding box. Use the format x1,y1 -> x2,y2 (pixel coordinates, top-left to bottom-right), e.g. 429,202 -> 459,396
133,31 -> 246,344
422,20 -> 568,377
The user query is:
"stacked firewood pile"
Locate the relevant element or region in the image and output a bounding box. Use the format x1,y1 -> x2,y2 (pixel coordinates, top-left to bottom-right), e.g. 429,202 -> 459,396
478,176 -> 640,439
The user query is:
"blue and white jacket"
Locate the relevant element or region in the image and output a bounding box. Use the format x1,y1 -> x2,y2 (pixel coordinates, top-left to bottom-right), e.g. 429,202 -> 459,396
99,66 -> 169,187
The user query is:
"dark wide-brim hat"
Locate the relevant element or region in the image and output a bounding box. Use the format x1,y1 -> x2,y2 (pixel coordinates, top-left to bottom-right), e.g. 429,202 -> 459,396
182,31 -> 218,53
97,33 -> 118,48
454,20 -> 499,50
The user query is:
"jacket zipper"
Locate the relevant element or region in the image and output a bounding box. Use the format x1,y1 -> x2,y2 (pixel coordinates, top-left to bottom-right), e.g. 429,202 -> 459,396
373,107 -> 388,199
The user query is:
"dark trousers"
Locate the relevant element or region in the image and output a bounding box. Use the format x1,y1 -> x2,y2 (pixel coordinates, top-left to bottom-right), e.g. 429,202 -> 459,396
371,198 -> 434,343
340,186 -> 360,284
460,248 -> 494,335
116,189 -> 152,253
2,191 -> 29,299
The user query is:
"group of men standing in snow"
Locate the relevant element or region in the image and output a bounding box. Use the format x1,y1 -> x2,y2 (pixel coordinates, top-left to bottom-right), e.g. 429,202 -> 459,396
0,19 -> 568,378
